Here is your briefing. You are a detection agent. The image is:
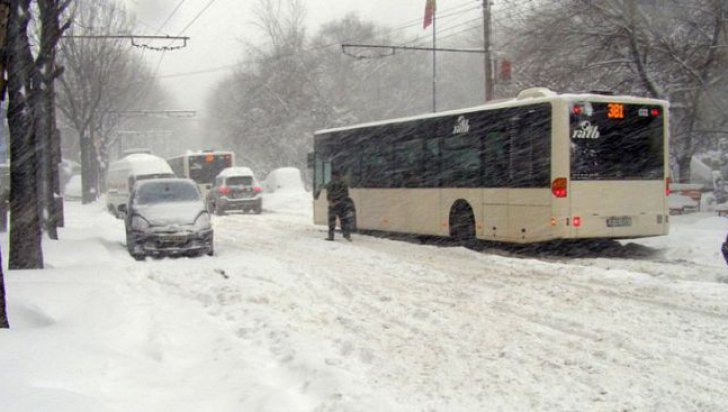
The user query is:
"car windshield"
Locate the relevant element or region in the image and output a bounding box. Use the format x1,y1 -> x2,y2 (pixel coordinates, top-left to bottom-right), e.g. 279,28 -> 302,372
135,181 -> 200,205
226,176 -> 253,186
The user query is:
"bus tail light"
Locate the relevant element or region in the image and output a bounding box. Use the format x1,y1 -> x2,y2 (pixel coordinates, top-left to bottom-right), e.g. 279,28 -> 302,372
218,185 -> 231,195
666,177 -> 671,196
253,186 -> 262,193
573,216 -> 582,228
552,177 -> 568,198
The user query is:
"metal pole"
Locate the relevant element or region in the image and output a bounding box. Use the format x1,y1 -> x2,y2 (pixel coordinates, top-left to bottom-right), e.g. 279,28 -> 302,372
432,8 -> 437,112
483,0 -> 494,101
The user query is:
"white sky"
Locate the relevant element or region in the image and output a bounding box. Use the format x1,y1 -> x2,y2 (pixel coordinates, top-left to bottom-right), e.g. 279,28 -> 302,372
123,0 -> 481,109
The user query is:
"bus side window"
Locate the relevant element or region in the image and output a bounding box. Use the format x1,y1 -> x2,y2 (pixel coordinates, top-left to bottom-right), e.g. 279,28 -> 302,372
422,138 -> 440,188
484,130 -> 509,187
323,161 -> 331,185
441,135 -> 481,188
313,154 -> 329,195
509,107 -> 551,187
393,139 -> 423,188
361,146 -> 389,188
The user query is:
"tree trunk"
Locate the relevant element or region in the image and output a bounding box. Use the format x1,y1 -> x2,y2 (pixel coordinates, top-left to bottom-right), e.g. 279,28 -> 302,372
81,130 -> 95,203
38,0 -> 69,238
8,0 -> 43,270
51,127 -> 63,228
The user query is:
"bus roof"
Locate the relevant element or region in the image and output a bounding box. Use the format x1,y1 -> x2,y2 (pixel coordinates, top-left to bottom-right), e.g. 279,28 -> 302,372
314,88 -> 669,136
168,150 -> 234,159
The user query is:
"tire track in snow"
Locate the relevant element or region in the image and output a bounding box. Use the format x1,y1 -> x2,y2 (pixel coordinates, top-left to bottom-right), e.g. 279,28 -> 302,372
207,212 -> 728,409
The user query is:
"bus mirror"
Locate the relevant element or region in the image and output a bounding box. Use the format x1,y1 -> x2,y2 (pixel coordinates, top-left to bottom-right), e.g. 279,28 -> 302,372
307,152 -> 315,168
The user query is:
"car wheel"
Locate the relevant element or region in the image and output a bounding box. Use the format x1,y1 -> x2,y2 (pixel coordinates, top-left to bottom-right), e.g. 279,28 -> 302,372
215,205 -> 225,216
125,231 -> 135,253
206,245 -> 214,256
126,231 -> 146,261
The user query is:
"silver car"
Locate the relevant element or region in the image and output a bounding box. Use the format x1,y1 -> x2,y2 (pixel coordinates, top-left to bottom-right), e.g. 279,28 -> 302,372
120,178 -> 214,260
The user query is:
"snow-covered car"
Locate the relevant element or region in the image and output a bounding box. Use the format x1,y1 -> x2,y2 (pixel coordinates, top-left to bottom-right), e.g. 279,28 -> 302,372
120,178 -> 213,260
668,193 -> 699,215
206,167 -> 263,215
64,174 -> 83,201
263,167 -> 304,193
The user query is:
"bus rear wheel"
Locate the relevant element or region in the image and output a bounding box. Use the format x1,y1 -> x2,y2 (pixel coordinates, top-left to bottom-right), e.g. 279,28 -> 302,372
449,201 -> 476,246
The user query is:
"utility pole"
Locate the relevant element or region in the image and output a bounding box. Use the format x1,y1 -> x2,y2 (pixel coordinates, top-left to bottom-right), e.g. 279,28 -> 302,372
483,0 -> 494,101
432,9 -> 437,112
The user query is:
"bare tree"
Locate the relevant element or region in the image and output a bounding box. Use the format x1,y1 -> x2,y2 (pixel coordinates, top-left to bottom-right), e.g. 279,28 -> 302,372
504,0 -> 727,181
208,5 -> 434,176
3,0 -> 67,270
56,0 -> 151,203
208,0 -> 315,175
7,0 -> 43,269
36,0 -> 71,239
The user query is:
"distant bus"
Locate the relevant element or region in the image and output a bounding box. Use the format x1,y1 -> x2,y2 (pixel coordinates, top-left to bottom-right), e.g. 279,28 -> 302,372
167,151 -> 235,197
311,88 -> 670,244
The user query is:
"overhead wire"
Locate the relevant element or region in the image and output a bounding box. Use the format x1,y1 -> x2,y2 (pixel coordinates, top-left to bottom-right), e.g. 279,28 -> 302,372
177,0 -> 219,36
145,1 -> 487,80
191,3 -> 472,66
151,0 -> 220,81
159,0 -> 189,33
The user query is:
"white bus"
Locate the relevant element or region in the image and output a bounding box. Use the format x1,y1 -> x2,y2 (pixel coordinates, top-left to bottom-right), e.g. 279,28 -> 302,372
311,87 -> 670,244
106,153 -> 175,218
167,150 -> 235,197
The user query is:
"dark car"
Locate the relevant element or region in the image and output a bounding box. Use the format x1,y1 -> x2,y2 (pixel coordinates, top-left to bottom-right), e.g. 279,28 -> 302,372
120,178 -> 214,260
206,167 -> 263,215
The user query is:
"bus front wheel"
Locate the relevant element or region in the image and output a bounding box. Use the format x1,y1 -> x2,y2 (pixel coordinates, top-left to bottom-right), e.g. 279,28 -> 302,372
449,201 -> 476,246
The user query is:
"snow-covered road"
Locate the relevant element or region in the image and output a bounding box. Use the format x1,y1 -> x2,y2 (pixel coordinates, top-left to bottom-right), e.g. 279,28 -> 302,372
3,191 -> 728,411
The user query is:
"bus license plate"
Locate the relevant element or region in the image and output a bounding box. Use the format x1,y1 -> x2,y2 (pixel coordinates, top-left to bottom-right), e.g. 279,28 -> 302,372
606,216 -> 632,227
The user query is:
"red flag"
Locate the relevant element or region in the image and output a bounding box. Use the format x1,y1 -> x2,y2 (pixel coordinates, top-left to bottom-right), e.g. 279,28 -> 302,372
423,0 -> 436,29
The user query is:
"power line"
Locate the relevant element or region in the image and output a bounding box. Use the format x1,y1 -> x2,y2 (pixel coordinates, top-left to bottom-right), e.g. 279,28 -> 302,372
342,43 -> 486,55
61,34 -> 190,51
159,0 -> 189,32
146,5 -> 479,79
177,0 -> 219,35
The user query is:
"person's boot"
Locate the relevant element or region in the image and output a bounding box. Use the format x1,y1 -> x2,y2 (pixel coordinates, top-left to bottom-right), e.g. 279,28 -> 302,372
326,230 -> 334,241
343,233 -> 351,241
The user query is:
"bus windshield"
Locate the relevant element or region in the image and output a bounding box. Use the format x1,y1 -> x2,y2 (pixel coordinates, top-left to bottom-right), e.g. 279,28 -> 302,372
570,102 -> 664,180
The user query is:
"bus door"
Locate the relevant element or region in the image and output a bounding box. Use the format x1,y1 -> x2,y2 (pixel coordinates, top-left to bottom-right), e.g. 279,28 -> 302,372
312,153 -> 330,225
393,138 -> 437,235
483,127 -> 510,241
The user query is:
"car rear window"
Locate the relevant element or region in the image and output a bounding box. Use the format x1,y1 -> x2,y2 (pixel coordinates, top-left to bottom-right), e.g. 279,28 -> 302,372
226,176 -> 253,186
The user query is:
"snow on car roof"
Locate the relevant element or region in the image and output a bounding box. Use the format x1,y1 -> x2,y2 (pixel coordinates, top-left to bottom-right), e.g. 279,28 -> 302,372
217,167 -> 254,177
109,153 -> 173,175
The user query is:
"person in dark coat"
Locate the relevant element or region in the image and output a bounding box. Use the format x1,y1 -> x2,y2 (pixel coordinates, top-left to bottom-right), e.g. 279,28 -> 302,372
326,171 -> 351,241
722,233 -> 728,266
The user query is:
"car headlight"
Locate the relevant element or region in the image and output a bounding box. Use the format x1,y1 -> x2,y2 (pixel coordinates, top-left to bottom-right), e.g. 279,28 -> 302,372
131,215 -> 150,231
194,212 -> 211,230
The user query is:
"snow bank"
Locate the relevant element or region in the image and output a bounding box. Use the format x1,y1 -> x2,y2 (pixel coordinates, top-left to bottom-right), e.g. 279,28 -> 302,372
263,167 -> 305,193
